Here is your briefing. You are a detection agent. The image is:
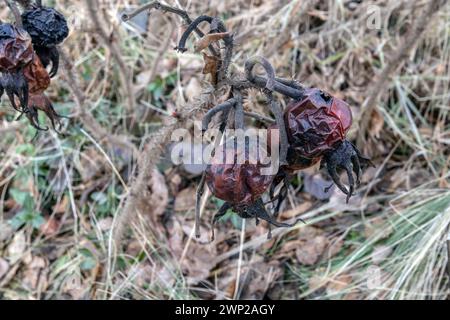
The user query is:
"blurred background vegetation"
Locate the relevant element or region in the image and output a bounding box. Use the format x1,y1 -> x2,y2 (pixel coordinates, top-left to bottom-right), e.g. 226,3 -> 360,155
0,0 -> 449,300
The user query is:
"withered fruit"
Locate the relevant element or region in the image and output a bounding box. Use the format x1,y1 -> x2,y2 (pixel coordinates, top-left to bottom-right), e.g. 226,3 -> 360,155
284,88 -> 352,159
0,23 -> 34,72
22,6 -> 69,77
21,7 -> 69,47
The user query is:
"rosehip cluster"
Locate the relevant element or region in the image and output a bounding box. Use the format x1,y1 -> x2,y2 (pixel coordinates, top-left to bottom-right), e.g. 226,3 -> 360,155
0,1 -> 69,133
122,8 -> 374,239
199,58 -> 373,239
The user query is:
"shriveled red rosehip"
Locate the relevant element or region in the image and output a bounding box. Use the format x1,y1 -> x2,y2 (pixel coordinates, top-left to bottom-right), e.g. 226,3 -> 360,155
21,7 -> 69,47
23,54 -> 50,94
0,23 -> 33,72
204,137 -> 301,239
284,88 -> 352,158
206,139 -> 273,211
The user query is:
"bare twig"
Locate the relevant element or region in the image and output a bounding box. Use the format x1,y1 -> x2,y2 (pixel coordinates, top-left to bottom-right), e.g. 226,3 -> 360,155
13,0 -> 32,9
4,0 -> 23,27
244,111 -> 275,124
121,1 -> 218,56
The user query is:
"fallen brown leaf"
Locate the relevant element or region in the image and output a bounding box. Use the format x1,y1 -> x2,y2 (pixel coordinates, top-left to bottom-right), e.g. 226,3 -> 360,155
295,235 -> 329,265
22,256 -> 49,291
369,108 -> 384,139
39,217 -> 60,237
52,196 -> 69,215
174,187 -> 196,212
0,222 -> 14,242
7,231 -> 27,264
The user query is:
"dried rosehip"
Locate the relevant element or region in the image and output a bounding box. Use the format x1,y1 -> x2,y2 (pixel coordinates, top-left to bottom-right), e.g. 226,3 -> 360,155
285,88 -> 352,158
23,54 -> 50,94
0,23 -> 34,72
206,139 -> 273,210
22,7 -> 69,77
21,7 -> 69,47
204,137 -> 301,239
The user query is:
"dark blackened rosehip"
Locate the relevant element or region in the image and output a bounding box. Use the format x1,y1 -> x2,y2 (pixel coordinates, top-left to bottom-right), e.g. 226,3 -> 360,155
205,139 -> 273,211
22,7 -> 69,47
0,24 -> 34,72
23,54 -> 50,94
285,88 -> 352,158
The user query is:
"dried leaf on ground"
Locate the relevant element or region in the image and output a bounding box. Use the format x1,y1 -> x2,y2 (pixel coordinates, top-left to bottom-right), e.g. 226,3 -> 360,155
39,217 -> 60,237
303,173 -> 334,200
0,258 -> 9,280
280,201 -> 313,220
326,274 -> 353,296
137,168 -> 169,218
174,187 -> 196,212
295,235 -> 329,265
185,77 -> 203,102
168,218 -> 217,285
0,222 -> 14,242
240,258 -> 283,299
75,147 -> 107,182
22,256 -> 49,291
7,231 -> 27,264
